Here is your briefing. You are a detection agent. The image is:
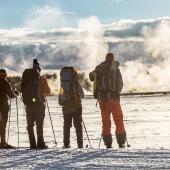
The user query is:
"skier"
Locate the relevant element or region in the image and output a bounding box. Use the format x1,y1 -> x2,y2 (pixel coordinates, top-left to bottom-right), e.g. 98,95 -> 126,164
89,53 -> 126,148
58,67 -> 84,148
0,69 -> 19,148
21,59 -> 51,149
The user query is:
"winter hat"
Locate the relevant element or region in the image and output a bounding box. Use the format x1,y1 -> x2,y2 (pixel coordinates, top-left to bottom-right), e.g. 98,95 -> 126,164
0,69 -> 7,74
33,59 -> 41,72
0,69 -> 7,79
105,53 -> 114,62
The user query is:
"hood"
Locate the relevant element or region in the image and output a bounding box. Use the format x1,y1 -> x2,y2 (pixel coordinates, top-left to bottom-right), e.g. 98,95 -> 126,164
114,61 -> 120,68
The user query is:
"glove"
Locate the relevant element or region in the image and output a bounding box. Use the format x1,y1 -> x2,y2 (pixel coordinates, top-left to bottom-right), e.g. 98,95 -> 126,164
14,90 -> 19,96
89,71 -> 95,81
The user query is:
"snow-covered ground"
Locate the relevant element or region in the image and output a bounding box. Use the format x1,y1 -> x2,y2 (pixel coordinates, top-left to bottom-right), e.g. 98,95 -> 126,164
1,148 -> 170,169
0,95 -> 170,169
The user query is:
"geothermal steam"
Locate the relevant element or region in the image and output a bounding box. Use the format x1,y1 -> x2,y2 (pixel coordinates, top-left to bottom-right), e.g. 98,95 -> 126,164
0,5 -> 170,92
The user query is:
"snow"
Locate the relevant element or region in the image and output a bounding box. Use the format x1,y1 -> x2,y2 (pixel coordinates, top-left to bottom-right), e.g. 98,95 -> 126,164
0,149 -> 170,169
0,95 -> 170,169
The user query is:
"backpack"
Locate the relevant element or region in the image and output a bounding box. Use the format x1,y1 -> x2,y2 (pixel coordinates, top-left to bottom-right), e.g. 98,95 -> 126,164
58,67 -> 80,106
21,68 -> 44,106
95,61 -> 117,100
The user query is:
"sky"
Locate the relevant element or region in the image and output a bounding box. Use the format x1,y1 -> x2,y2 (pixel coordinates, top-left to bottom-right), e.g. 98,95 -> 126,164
0,0 -> 170,29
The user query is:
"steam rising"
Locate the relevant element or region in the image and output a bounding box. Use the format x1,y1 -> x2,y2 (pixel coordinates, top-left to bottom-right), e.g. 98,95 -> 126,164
122,20 -> 170,92
25,6 -> 68,30
0,5 -> 170,92
77,17 -> 108,70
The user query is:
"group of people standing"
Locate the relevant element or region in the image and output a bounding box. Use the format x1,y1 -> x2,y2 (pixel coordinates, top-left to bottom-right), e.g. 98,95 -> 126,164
0,52 -> 127,149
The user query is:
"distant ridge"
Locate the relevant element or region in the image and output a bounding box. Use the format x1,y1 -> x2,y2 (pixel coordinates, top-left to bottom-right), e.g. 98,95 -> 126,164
121,91 -> 170,96
85,91 -> 170,97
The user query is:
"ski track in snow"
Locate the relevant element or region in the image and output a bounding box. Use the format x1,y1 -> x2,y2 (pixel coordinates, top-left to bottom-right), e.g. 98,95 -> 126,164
0,149 -> 170,169
0,95 -> 170,169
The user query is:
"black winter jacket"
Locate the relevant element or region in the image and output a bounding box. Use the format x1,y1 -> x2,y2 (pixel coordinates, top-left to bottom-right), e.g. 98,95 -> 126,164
0,79 -> 16,111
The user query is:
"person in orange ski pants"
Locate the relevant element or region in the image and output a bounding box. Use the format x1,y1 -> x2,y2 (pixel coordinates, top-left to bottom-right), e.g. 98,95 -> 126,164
90,52 -> 126,148
99,100 -> 126,148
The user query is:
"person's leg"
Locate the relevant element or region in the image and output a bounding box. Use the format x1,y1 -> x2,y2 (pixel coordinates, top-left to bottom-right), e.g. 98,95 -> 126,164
73,107 -> 83,148
0,118 -> 2,144
0,112 -> 8,145
0,105 -> 13,148
35,104 -> 46,148
26,106 -> 36,149
63,114 -> 72,148
110,100 -> 126,148
99,101 -> 112,148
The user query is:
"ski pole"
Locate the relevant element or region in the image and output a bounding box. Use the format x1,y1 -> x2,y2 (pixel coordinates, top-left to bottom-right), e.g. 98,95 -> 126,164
15,97 -> 20,148
126,136 -> 131,148
46,97 -> 57,146
7,99 -> 12,143
82,120 -> 92,149
98,135 -> 102,149
19,97 -> 26,117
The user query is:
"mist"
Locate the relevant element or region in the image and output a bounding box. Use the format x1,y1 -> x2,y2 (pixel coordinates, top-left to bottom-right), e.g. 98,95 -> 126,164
0,5 -> 170,92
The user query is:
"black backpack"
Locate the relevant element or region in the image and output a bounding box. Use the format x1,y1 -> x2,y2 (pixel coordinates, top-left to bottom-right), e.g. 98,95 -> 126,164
95,61 -> 118,100
21,68 -> 44,106
58,67 -> 80,106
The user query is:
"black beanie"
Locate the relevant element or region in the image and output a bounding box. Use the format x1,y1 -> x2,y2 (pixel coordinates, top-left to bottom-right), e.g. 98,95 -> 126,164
0,69 -> 7,74
33,59 -> 41,72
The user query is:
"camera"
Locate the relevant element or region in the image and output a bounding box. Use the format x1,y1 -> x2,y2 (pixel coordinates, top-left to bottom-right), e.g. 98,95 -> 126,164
33,59 -> 39,65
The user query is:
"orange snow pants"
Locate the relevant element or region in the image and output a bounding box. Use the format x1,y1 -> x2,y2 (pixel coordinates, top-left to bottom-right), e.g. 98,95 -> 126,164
99,100 -> 126,135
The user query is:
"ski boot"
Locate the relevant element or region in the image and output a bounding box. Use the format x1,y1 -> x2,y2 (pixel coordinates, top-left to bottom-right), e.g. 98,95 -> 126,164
103,135 -> 112,149
116,132 -> 126,148
0,142 -> 14,149
63,143 -> 70,149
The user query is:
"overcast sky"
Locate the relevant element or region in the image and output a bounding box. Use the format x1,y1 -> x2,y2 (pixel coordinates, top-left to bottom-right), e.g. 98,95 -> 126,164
0,0 -> 170,28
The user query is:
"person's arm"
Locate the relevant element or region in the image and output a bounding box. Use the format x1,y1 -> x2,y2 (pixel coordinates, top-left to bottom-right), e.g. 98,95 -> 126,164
116,69 -> 123,92
78,81 -> 85,99
6,82 -> 17,98
41,76 -> 51,95
89,70 -> 95,81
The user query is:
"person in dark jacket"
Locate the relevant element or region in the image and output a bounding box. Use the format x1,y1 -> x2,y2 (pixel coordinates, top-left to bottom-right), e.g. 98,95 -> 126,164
0,69 -> 19,148
89,53 -> 126,148
22,59 -> 51,149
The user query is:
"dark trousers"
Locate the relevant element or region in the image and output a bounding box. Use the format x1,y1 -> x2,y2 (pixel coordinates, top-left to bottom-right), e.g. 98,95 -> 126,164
26,104 -> 45,148
0,104 -> 9,144
63,107 -> 83,147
